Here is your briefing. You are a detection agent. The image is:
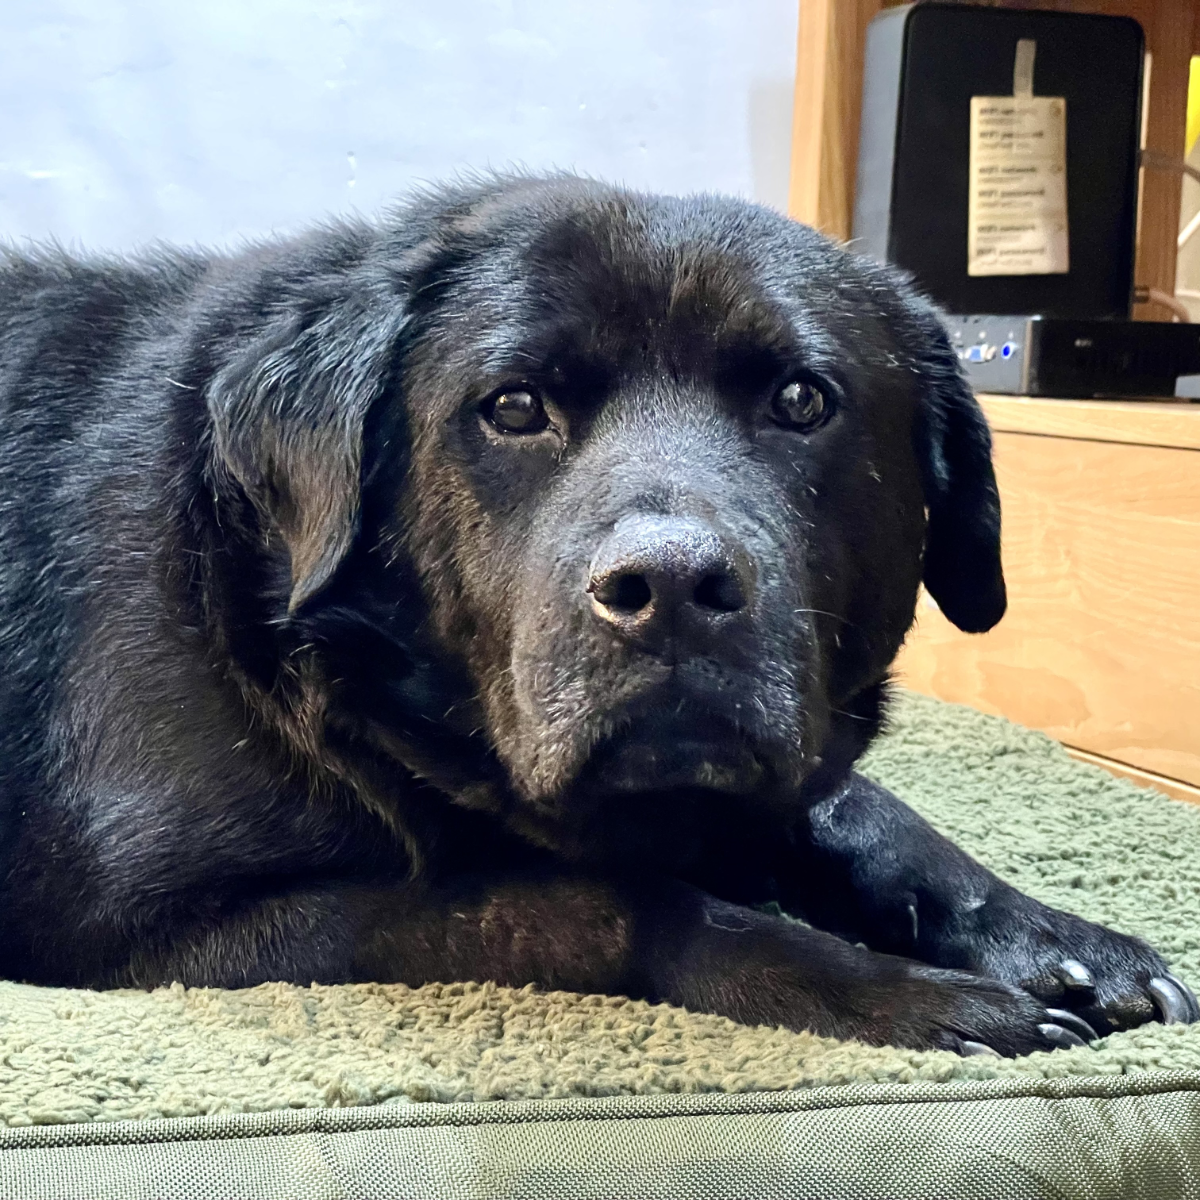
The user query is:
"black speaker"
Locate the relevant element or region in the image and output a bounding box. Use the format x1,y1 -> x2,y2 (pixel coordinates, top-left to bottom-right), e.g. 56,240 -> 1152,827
853,3 -> 1144,319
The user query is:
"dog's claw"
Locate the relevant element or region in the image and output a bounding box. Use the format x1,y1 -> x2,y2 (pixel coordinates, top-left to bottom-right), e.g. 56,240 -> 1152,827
1166,974 -> 1200,1023
1038,1022 -> 1087,1050
1044,1008 -> 1099,1043
1057,959 -> 1094,990
1149,976 -> 1196,1025
959,1039 -> 1002,1058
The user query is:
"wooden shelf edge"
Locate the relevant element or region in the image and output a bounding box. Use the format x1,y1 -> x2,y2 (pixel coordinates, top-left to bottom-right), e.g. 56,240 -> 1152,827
977,394 -> 1200,452
1064,745 -> 1200,805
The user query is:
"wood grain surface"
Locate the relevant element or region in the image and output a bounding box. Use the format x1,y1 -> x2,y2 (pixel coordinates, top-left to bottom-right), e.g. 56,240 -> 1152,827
1064,745 -> 1200,804
788,0 -> 882,240
979,394 -> 1200,451
896,429 -> 1200,788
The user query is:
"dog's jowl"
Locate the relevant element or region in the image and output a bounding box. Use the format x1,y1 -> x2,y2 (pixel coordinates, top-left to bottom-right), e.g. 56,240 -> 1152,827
0,175 -> 1193,1055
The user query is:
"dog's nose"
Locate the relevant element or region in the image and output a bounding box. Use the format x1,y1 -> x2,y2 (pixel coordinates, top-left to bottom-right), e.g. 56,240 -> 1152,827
587,515 -> 753,644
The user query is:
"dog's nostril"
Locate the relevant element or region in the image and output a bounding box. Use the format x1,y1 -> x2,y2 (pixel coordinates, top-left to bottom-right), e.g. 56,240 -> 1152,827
693,571 -> 746,613
588,516 -> 755,637
593,572 -> 653,614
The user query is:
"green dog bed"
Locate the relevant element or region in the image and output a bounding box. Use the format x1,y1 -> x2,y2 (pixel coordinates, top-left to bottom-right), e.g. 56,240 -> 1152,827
4,692 -> 1200,1197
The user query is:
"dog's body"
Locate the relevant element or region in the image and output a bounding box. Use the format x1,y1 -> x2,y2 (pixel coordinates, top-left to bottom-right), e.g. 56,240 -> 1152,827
0,176 -> 1192,1054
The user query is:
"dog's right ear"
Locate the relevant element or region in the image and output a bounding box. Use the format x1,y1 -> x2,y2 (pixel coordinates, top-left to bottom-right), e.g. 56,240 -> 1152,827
207,291 -> 407,613
905,298 -> 1007,634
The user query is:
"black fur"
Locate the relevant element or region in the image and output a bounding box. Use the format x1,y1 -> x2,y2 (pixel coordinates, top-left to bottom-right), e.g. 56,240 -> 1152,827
0,175 -> 1185,1053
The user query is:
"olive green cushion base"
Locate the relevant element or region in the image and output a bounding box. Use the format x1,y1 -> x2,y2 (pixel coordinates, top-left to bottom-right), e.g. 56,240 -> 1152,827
4,1074 -> 1200,1199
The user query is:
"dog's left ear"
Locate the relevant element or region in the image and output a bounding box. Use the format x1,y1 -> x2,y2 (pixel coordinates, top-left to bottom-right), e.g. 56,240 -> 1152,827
908,304 -> 1007,633
207,292 -> 406,613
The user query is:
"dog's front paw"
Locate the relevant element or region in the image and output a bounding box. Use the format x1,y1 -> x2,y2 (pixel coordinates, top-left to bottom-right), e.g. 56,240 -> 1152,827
936,891 -> 1199,1038
668,897 -> 1102,1056
857,960 -> 1099,1057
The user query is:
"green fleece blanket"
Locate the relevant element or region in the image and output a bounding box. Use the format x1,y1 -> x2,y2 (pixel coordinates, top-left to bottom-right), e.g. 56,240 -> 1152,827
3,691 -> 1199,1129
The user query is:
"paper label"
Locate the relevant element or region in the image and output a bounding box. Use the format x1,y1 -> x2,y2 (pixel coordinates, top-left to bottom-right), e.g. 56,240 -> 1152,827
967,94 -> 1069,276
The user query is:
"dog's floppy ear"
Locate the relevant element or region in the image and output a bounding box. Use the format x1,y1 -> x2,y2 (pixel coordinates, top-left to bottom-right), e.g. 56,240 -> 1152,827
908,304 -> 1007,633
208,291 -> 406,613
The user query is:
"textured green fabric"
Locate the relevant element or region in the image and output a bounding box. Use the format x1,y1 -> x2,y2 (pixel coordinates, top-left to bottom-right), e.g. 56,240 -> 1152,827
3,692 -> 1200,1130
3,1075 -> 1200,1199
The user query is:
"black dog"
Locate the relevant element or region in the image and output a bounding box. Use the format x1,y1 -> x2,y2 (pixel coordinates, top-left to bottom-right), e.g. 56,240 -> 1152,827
0,175 -> 1192,1057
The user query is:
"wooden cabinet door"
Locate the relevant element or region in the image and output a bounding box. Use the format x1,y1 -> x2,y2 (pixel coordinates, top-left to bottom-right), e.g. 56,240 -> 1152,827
897,400 -> 1200,794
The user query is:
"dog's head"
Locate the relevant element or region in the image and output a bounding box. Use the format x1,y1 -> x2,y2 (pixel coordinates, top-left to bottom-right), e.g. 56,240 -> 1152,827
207,176 -> 1004,863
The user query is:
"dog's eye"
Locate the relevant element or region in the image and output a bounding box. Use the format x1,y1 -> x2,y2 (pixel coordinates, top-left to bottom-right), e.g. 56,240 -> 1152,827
771,379 -> 831,432
486,388 -> 550,434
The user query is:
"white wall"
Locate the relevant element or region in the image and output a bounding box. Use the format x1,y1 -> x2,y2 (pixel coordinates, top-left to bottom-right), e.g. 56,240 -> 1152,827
0,0 -> 799,252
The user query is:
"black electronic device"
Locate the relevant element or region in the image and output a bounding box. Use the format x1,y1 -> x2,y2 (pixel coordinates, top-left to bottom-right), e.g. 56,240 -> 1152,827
854,4 -> 1144,319
945,314 -> 1200,398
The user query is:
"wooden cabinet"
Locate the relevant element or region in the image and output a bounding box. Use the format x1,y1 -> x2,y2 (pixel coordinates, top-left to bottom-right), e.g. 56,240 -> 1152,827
896,396 -> 1200,801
